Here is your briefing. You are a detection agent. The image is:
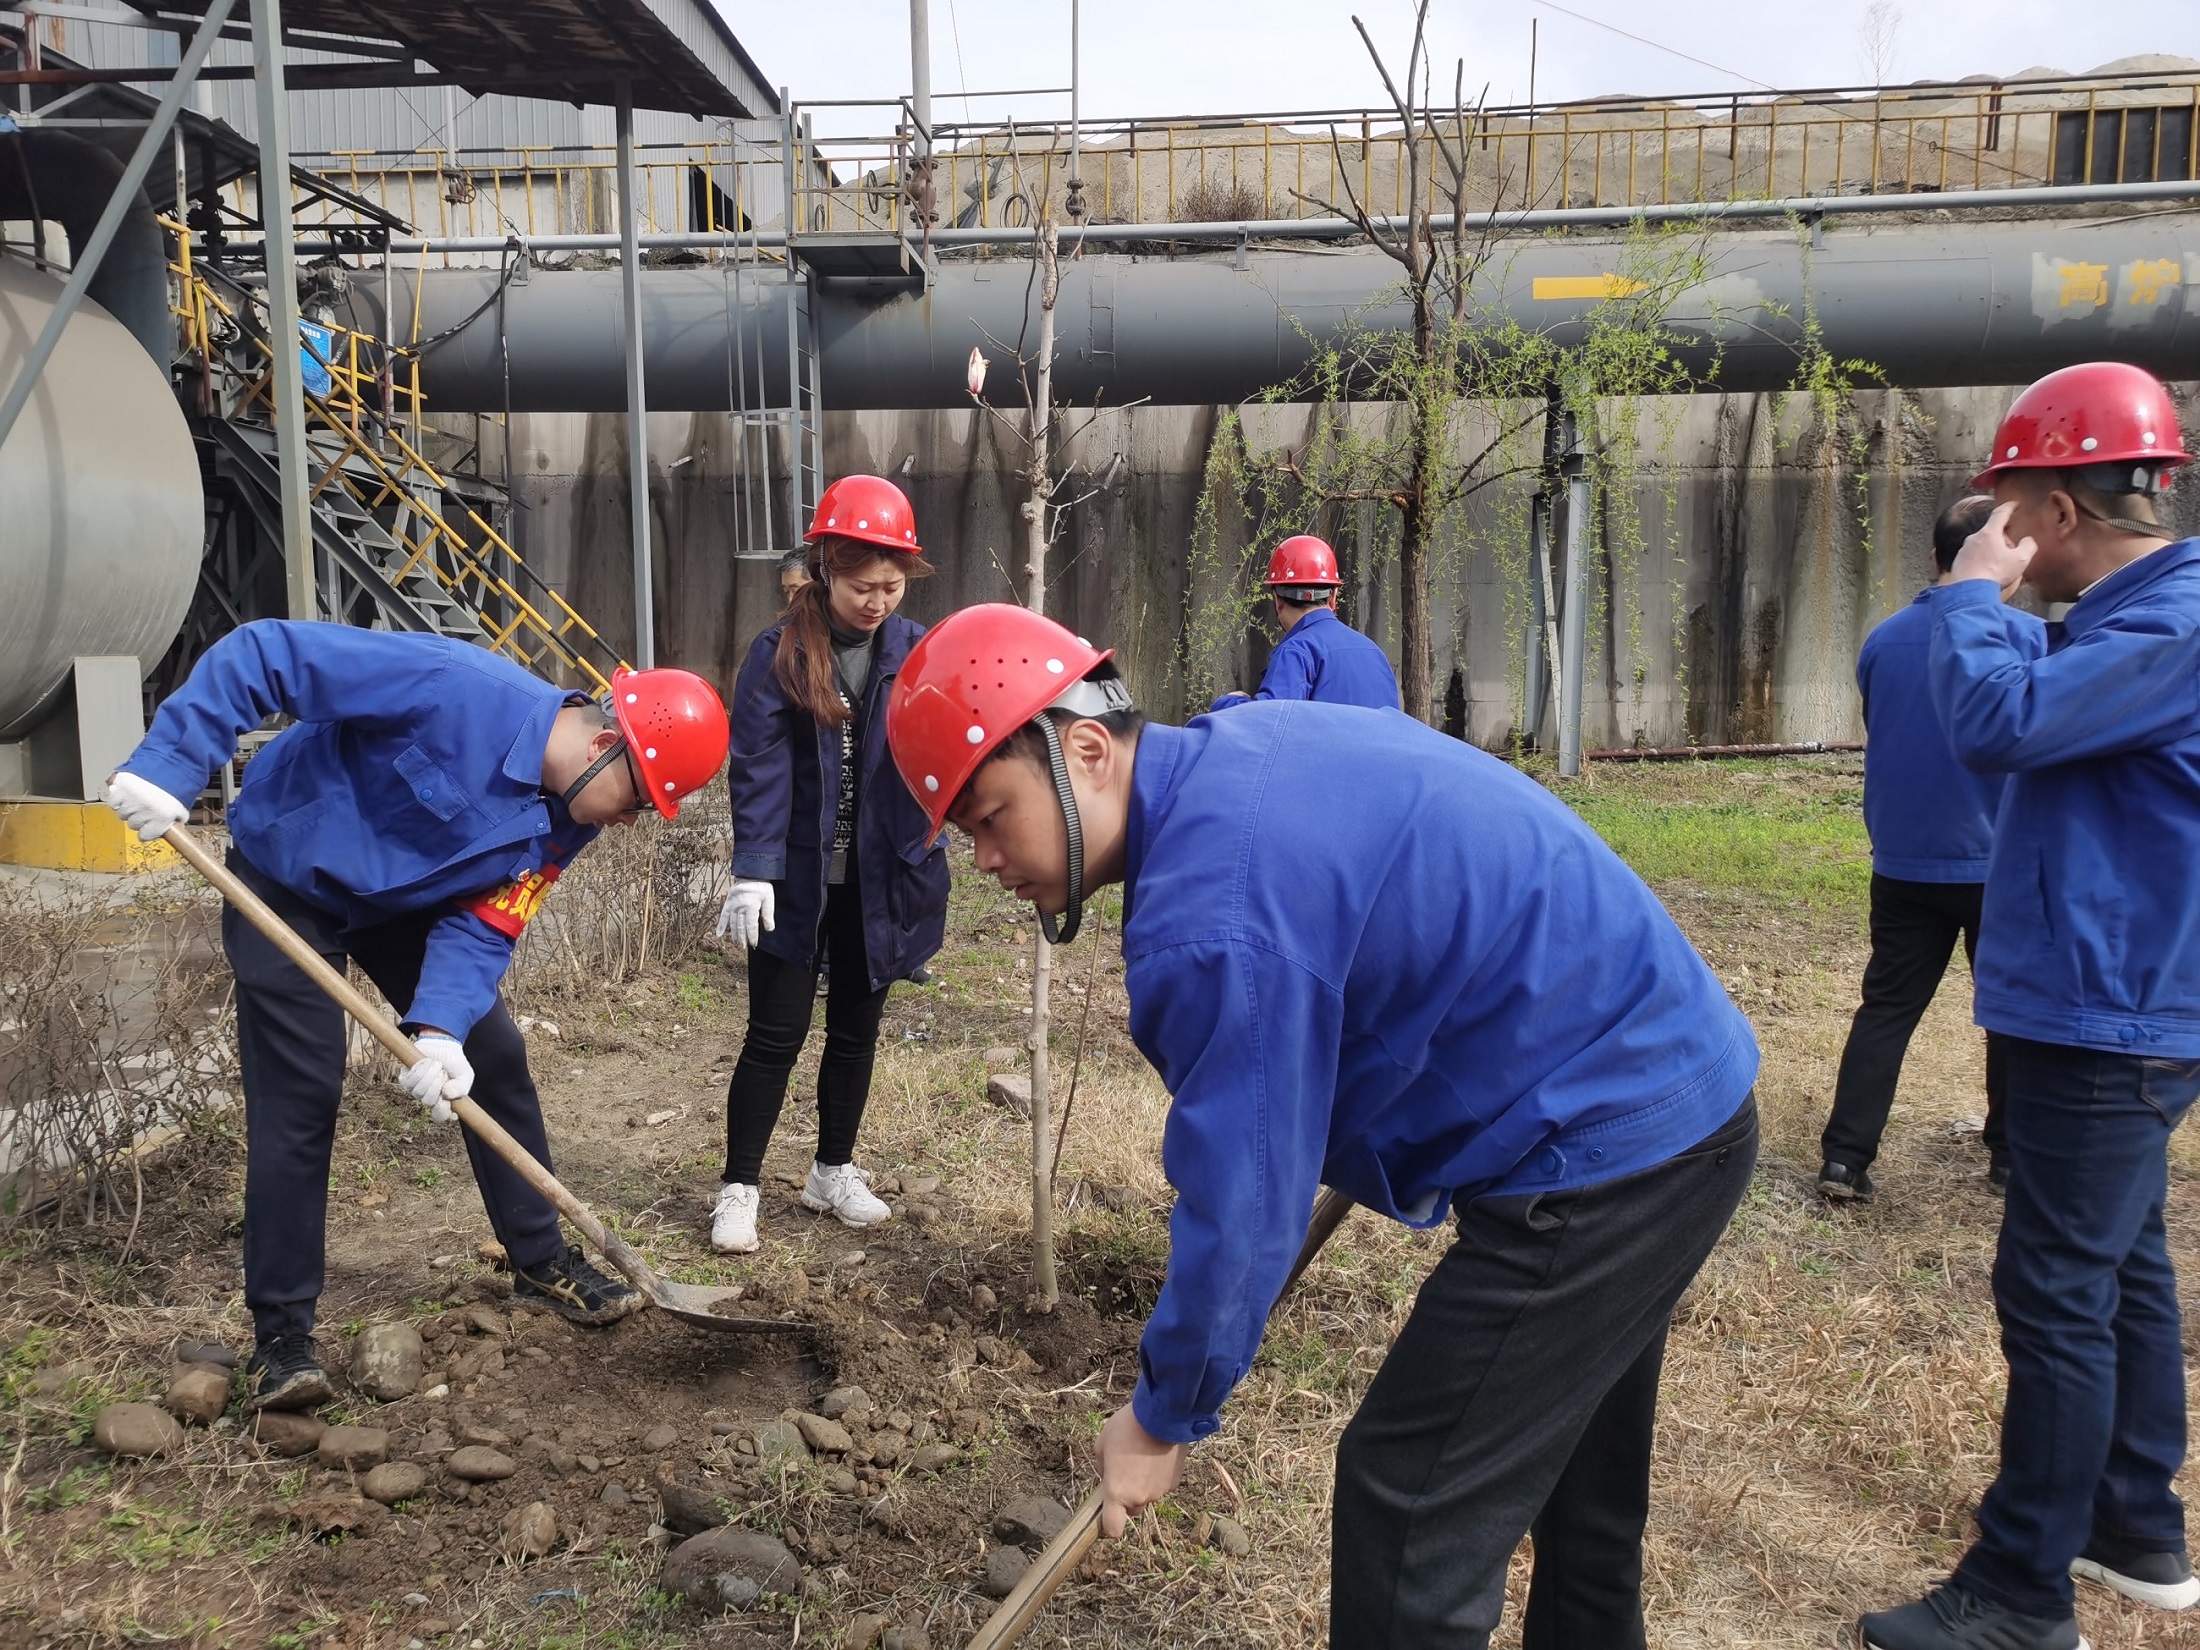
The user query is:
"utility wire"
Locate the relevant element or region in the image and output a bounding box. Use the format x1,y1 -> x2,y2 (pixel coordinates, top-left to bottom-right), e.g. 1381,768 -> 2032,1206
1525,0 -> 1771,92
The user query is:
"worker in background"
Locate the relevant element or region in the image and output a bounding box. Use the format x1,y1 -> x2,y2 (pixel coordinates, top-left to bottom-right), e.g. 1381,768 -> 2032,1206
778,546 -> 810,607
1861,362 -> 2200,1650
1818,493 -> 2015,1204
888,604 -> 1759,1650
709,475 -> 950,1255
101,623 -> 730,1411
1208,534 -> 1400,711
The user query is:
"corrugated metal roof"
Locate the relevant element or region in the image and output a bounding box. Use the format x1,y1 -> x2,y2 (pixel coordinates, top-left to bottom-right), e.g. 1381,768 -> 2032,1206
121,0 -> 777,118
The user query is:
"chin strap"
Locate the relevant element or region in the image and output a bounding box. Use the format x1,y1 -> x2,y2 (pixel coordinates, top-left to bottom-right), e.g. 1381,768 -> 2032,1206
558,737 -> 629,811
1034,713 -> 1086,946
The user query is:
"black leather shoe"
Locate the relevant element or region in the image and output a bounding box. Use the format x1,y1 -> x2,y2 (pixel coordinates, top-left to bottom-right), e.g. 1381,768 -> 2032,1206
243,1333 -> 332,1412
512,1245 -> 643,1326
1859,1585 -> 2085,1649
1988,1152 -> 2010,1195
1818,1159 -> 1876,1202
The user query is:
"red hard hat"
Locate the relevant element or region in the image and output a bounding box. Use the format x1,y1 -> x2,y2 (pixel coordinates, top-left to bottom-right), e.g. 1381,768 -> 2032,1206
1972,362 -> 2191,489
807,474 -> 924,556
887,604 -> 1113,838
1261,535 -> 1342,588
610,666 -> 730,819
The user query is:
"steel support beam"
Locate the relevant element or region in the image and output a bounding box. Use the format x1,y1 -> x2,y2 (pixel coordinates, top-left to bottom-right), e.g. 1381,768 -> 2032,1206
616,78 -> 655,669
908,0 -> 930,161
0,0 -> 234,454
251,0 -> 314,622
1556,411 -> 1589,779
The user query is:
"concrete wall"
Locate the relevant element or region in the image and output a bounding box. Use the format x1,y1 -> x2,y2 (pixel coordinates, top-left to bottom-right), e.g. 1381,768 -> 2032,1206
501,381 -> 2199,749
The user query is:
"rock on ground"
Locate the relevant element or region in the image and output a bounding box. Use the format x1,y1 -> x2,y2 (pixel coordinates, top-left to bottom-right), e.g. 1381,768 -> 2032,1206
980,1047 -> 1020,1070
501,1501 -> 558,1559
248,1412 -> 324,1457
92,1403 -> 181,1459
982,1546 -> 1032,1598
658,1481 -> 731,1536
907,1444 -> 961,1475
349,1323 -> 426,1402
446,1445 -> 517,1481
985,1073 -> 1032,1118
164,1365 -> 230,1425
1209,1515 -> 1251,1557
361,1462 -> 428,1506
790,1412 -> 852,1455
316,1425 -> 391,1471
174,1340 -> 236,1370
993,1495 -> 1072,1550
969,1284 -> 998,1314
846,1613 -> 889,1650
817,1386 -> 873,1421
881,1626 -> 931,1650
641,1422 -> 680,1451
660,1526 -> 804,1611
749,1420 -> 810,1470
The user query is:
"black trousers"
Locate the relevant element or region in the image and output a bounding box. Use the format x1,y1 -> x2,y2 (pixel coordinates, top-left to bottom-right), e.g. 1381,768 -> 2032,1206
722,876 -> 889,1184
223,852 -> 564,1342
1821,873 -> 2008,1172
1330,1098 -> 1759,1650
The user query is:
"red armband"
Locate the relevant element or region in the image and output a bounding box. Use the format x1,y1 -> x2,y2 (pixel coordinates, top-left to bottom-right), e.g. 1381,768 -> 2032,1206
465,865 -> 563,938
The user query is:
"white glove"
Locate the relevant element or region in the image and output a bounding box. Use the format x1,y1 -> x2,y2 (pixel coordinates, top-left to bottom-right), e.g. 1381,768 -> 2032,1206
102,772 -> 188,842
399,1033 -> 472,1123
715,879 -> 775,955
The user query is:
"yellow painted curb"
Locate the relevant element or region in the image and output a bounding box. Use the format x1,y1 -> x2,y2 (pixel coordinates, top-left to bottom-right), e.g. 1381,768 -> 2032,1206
0,801 -> 179,873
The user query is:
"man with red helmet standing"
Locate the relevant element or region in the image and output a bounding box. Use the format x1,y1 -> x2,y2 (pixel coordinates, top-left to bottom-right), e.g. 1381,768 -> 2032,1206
1861,362 -> 2200,1650
103,622 -> 730,1409
1209,535 -> 1400,711
888,603 -> 1759,1650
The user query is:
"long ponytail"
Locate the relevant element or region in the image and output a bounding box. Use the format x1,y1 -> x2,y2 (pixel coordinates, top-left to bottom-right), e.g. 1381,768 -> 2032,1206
772,536 -> 932,727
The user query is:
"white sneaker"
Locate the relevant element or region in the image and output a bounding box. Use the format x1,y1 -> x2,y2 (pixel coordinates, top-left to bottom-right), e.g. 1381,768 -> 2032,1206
800,1161 -> 892,1229
710,1182 -> 760,1253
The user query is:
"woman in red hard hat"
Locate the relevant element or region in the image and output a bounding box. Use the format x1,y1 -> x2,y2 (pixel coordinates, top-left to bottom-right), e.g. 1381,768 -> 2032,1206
1208,535 -> 1399,712
1861,362 -> 2200,1650
707,475 -> 950,1254
104,623 -> 729,1409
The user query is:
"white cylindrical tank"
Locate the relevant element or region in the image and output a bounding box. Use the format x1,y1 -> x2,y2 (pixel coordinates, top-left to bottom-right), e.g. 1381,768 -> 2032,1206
0,254 -> 201,737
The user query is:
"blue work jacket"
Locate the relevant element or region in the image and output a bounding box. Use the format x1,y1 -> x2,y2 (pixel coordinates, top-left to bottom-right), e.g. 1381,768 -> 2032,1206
726,615 -> 949,987
1209,607 -> 1401,712
120,621 -> 596,1038
1121,704 -> 1759,1443
1857,591 -> 2012,882
1930,539 -> 2200,1057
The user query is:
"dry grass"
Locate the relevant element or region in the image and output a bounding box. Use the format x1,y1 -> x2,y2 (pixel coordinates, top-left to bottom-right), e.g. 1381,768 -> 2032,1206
0,756 -> 2193,1648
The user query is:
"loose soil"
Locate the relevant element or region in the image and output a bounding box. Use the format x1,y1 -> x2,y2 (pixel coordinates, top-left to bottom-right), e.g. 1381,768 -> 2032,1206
1,757 -> 2194,1650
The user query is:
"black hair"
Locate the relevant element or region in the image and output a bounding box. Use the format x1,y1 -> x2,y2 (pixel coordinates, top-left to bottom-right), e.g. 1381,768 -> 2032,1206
1931,494 -> 1998,574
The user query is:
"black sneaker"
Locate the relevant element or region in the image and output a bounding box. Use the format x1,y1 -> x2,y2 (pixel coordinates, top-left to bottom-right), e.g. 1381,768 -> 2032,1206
1988,1153 -> 2011,1195
1859,1585 -> 2086,1650
2072,1532 -> 2200,1610
512,1245 -> 643,1326
242,1333 -> 333,1413
1819,1160 -> 1876,1202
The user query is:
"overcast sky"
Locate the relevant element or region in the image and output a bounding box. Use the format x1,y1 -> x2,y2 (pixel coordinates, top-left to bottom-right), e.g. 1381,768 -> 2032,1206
720,0 -> 2195,134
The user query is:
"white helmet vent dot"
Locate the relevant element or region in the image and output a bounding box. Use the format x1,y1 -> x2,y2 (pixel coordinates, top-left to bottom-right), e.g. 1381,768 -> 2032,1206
966,725 -> 986,744
2144,430 -> 2158,444
923,775 -> 939,792
1045,658 -> 1064,674
2081,437 -> 2099,452
2006,445 -> 2019,458
645,747 -> 658,760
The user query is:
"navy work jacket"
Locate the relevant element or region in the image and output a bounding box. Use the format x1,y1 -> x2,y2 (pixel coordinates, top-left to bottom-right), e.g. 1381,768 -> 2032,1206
726,615 -> 949,987
1209,608 -> 1401,712
120,621 -> 595,1038
1857,591 -> 2013,882
1120,704 -> 1759,1443
1930,539 -> 2200,1057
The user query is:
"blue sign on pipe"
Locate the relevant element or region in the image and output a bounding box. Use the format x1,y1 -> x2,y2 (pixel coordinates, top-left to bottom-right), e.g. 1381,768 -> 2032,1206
300,320 -> 334,398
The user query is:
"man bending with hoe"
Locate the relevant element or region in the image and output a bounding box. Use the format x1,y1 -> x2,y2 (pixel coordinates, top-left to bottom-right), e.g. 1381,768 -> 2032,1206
887,604 -> 1759,1649
103,621 -> 729,1410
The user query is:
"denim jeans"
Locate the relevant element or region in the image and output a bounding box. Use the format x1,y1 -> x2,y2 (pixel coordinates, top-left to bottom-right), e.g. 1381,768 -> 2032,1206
1955,1037 -> 2200,1616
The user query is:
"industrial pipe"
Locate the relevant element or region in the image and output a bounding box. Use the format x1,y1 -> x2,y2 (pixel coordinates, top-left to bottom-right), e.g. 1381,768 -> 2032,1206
0,126 -> 172,368
373,218 -> 2200,412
